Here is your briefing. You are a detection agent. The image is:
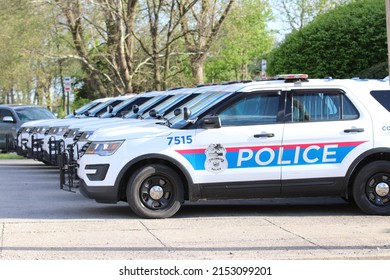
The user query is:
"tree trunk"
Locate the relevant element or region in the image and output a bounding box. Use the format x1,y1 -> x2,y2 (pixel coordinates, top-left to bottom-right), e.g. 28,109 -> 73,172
178,0 -> 235,84
63,0 -> 108,98
191,56 -> 205,85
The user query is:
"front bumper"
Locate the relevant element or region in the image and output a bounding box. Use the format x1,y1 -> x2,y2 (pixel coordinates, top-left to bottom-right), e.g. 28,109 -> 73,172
78,179 -> 119,204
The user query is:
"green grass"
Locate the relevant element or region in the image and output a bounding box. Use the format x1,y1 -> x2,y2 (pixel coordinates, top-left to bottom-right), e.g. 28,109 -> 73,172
0,153 -> 24,159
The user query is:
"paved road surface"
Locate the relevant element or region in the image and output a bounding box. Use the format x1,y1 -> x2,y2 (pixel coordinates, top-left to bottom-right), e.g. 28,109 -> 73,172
1,159 -> 390,260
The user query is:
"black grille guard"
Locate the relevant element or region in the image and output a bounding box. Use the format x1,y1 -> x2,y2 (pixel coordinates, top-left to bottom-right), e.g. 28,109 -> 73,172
30,134 -> 44,161
59,142 -> 79,192
5,134 -> 16,153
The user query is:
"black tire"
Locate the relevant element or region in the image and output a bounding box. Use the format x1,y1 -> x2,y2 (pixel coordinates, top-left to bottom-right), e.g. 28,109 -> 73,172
126,164 -> 184,219
353,161 -> 390,215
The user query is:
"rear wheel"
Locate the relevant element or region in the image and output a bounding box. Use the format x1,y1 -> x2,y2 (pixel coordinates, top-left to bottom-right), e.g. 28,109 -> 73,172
353,161 -> 390,215
126,164 -> 184,218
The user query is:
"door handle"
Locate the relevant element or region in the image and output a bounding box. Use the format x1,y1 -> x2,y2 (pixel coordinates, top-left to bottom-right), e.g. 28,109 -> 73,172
344,128 -> 364,133
254,133 -> 275,138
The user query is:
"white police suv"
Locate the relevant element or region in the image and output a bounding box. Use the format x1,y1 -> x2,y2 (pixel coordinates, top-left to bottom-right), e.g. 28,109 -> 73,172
76,75 -> 390,218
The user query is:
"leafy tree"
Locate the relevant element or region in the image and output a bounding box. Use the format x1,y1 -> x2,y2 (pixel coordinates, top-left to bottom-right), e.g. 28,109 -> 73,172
177,0 -> 235,84
268,0 -> 387,79
134,0 -> 198,90
205,0 -> 274,81
0,0 -> 57,107
272,0 -> 352,32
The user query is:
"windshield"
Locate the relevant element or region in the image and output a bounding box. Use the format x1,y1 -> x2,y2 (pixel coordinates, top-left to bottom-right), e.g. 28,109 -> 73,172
142,93 -> 200,119
167,91 -> 235,128
124,95 -> 173,118
88,98 -> 130,117
15,107 -> 56,122
74,101 -> 100,114
100,96 -> 153,118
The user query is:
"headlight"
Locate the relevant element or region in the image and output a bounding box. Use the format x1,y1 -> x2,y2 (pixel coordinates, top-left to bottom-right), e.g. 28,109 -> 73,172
64,128 -> 78,138
40,127 -> 49,134
56,126 -> 70,136
79,131 -> 94,141
84,140 -> 124,156
48,126 -> 69,136
26,127 -> 34,134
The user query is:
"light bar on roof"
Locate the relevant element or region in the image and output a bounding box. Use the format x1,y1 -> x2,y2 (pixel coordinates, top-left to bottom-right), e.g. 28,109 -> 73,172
255,74 -> 309,82
275,74 -> 308,79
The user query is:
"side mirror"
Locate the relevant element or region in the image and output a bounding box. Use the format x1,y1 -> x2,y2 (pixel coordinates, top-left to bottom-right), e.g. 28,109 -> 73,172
149,109 -> 157,118
173,108 -> 182,116
132,105 -> 139,114
183,107 -> 191,120
3,116 -> 15,123
199,115 -> 221,129
107,105 -> 113,114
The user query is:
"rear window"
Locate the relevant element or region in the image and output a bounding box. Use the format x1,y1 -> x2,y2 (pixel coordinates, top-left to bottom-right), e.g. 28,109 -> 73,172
370,90 -> 390,112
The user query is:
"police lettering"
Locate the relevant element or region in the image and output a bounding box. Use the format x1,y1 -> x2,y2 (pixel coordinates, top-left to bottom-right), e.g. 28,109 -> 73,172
237,144 -> 338,167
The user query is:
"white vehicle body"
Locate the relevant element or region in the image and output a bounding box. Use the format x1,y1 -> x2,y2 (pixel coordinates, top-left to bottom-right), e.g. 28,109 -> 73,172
16,97 -> 112,157
39,96 -> 135,164
77,77 -> 390,218
64,86 -> 225,160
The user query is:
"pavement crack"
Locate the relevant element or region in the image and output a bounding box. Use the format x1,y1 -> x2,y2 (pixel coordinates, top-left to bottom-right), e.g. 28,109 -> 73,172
264,218 -> 326,250
139,221 -> 168,249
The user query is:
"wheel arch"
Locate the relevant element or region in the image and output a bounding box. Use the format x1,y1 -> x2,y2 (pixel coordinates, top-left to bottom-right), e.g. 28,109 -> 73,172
345,148 -> 390,199
114,153 -> 197,202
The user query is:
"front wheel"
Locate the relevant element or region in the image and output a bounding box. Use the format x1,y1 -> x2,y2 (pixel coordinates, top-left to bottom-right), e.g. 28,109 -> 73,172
126,164 -> 184,218
353,161 -> 390,215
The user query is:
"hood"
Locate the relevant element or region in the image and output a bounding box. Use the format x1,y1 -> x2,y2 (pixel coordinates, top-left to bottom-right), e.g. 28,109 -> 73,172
65,117 -> 116,129
76,118 -> 156,131
89,122 -> 172,141
21,118 -> 63,128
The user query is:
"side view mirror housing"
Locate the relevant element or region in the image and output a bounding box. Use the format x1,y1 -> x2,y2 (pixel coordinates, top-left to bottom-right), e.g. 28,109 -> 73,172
132,105 -> 139,114
183,107 -> 191,120
199,115 -> 221,129
2,116 -> 15,123
149,109 -> 157,118
173,108 -> 182,116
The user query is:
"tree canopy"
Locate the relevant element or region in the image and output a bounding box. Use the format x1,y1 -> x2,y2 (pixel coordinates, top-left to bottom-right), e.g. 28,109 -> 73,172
267,0 -> 387,78
0,0 -> 387,114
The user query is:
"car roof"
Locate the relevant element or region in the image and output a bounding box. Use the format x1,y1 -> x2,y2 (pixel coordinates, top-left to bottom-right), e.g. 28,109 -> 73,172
0,104 -> 47,109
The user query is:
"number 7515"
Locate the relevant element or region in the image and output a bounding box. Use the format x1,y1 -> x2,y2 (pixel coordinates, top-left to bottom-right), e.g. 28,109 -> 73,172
167,135 -> 193,145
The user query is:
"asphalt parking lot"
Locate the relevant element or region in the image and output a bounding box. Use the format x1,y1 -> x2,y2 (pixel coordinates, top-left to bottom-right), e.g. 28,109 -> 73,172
1,158 -> 390,260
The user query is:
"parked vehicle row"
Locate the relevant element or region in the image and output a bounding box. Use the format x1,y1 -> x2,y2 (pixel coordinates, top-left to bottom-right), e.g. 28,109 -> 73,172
7,75 -> 390,219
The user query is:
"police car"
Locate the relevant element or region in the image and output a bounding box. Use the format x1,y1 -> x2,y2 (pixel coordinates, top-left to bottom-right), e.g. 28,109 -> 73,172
15,97 -> 112,158
76,75 -> 390,218
59,85 -> 234,190
63,85 -> 228,162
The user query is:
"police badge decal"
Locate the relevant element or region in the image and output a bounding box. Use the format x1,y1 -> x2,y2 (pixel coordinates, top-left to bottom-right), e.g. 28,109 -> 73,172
204,144 -> 228,173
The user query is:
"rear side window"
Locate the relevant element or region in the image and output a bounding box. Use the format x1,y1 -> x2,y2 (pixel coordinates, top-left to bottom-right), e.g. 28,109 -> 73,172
370,90 -> 390,112
291,90 -> 359,122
